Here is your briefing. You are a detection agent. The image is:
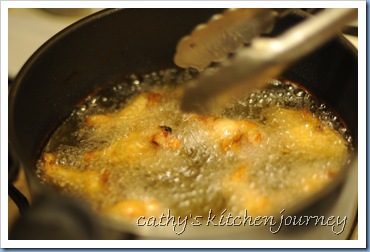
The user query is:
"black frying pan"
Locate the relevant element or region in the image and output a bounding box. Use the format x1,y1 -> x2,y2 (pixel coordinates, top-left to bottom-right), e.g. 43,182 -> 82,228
9,8 -> 357,240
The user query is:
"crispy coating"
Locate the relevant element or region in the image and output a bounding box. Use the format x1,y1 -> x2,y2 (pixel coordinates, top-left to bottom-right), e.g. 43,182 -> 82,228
204,117 -> 262,151
83,125 -> 182,165
85,92 -> 160,129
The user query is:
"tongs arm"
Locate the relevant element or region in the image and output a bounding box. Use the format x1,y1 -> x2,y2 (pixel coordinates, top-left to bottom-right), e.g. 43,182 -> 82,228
259,8 -> 357,63
181,8 -> 357,115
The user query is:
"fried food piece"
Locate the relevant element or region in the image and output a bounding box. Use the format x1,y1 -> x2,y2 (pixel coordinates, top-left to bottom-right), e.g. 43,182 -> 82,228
221,108 -> 349,216
85,91 -> 164,129
103,199 -> 163,220
83,130 -> 157,164
41,153 -> 110,201
85,114 -> 111,127
151,126 -> 182,150
42,153 -> 164,220
191,115 -> 263,151
84,89 -> 183,164
210,118 -> 262,151
264,107 -> 348,159
83,125 -> 182,165
222,166 -> 272,217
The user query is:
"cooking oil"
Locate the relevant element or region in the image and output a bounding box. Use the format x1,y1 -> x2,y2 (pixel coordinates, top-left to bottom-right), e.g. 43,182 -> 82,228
37,68 -> 352,222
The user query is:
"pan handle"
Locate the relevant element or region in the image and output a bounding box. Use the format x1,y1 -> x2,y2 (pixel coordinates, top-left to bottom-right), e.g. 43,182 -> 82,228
8,142 -> 30,215
8,182 -> 29,215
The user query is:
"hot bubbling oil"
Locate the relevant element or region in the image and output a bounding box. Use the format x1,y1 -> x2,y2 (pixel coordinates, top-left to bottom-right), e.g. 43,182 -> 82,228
37,68 -> 352,222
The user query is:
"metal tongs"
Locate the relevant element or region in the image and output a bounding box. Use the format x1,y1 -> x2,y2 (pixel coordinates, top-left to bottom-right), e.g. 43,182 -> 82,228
179,8 -> 357,115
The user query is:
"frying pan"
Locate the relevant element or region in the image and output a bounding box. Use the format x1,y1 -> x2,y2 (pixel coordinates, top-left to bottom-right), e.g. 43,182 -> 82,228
9,8 -> 358,240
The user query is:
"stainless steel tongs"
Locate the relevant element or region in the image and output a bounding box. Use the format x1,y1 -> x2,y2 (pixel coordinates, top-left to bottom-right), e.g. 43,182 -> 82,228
178,8 -> 357,115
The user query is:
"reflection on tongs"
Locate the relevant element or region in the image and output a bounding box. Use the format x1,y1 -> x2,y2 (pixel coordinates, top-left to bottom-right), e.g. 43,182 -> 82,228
175,8 -> 357,115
